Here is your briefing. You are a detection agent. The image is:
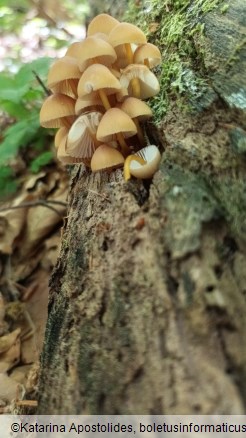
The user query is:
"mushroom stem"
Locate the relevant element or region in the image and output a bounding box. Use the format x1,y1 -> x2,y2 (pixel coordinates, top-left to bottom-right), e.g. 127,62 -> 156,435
125,43 -> 134,64
98,89 -> 111,111
133,117 -> 145,145
124,154 -> 146,181
116,133 -> 130,156
124,43 -> 141,98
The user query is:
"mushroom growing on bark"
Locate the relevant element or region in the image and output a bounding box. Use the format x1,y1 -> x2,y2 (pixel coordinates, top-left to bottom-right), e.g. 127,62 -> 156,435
40,13 -> 161,180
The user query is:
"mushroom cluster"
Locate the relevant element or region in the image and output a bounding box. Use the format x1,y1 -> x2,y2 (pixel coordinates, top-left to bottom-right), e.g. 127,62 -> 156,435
40,13 -> 162,180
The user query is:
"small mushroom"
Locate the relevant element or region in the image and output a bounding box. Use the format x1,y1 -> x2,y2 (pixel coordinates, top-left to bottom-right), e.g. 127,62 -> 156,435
77,64 -> 122,111
119,64 -> 160,99
96,108 -> 137,155
108,22 -> 147,66
124,145 -> 161,180
40,94 -> 76,129
66,36 -> 117,72
133,43 -> 162,69
91,144 -> 124,172
47,56 -> 81,97
56,130 -> 85,165
87,13 -> 119,37
120,97 -> 152,145
66,111 -> 102,161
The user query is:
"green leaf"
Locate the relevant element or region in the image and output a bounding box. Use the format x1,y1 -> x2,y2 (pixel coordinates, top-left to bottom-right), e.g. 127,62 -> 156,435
1,101 -> 29,119
0,116 -> 41,165
0,166 -> 18,199
30,151 -> 54,173
16,57 -> 53,86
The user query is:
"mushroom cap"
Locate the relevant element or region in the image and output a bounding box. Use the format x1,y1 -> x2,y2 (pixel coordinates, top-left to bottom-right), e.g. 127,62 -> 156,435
40,94 -> 76,128
129,145 -> 161,179
91,144 -> 124,172
47,56 -> 81,96
56,130 -> 85,165
87,14 -> 119,36
108,22 -> 147,47
119,64 -> 160,99
133,43 -> 162,68
54,127 -> 69,149
96,108 -> 137,142
120,97 -> 152,120
66,111 -> 102,159
75,95 -> 104,115
77,64 -> 121,98
66,36 -> 117,72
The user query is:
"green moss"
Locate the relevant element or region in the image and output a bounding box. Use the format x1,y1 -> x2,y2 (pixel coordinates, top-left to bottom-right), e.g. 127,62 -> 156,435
124,0 -> 225,122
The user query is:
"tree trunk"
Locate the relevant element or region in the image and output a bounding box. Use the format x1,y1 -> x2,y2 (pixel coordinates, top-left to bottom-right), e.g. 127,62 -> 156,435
38,0 -> 246,414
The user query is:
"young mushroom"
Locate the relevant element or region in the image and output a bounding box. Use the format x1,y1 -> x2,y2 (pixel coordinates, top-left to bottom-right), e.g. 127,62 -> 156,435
120,97 -> 152,145
55,127 -> 85,165
40,94 -> 76,129
119,64 -> 160,100
66,36 -> 117,72
87,13 -> 119,37
124,145 -> 161,180
133,43 -> 162,69
66,111 -> 102,162
77,63 -> 121,111
47,56 -> 81,97
96,108 -> 137,155
91,144 -> 124,172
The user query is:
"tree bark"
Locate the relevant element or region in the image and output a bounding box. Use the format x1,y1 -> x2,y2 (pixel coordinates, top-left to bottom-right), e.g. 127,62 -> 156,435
38,0 -> 246,414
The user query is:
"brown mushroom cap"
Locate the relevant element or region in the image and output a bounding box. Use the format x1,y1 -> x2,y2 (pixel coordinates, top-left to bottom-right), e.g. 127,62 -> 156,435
66,36 -> 117,72
47,56 -> 81,97
119,64 -> 160,99
66,112 -> 102,160
108,22 -> 147,47
91,144 -> 124,172
75,95 -> 104,115
129,145 -> 161,179
40,94 -> 76,128
77,64 -> 121,98
87,14 -> 119,36
133,43 -> 162,68
96,108 -> 137,143
120,97 -> 152,120
56,130 -> 85,165
54,127 -> 69,149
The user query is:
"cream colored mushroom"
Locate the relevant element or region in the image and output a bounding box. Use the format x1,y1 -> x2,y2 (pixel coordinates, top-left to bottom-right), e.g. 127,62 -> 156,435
87,14 -> 119,37
133,43 -> 162,69
47,56 -> 81,97
66,111 -> 102,161
124,145 -> 161,180
119,64 -> 160,100
77,63 -> 121,110
91,144 -> 124,172
120,97 -> 152,145
66,36 -> 117,72
96,108 -> 137,155
40,94 -> 76,129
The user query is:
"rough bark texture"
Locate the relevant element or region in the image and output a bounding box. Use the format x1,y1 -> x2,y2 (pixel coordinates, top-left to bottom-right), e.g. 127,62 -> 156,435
38,1 -> 246,414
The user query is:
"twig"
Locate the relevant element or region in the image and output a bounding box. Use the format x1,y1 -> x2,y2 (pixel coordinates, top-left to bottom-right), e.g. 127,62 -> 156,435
0,200 -> 67,217
32,71 -> 51,96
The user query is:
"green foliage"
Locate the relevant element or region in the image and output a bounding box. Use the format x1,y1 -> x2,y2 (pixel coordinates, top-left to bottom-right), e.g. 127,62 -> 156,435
30,151 -> 54,173
0,57 -> 54,198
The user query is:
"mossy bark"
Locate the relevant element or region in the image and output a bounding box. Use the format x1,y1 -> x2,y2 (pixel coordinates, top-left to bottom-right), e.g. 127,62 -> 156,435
38,0 -> 246,414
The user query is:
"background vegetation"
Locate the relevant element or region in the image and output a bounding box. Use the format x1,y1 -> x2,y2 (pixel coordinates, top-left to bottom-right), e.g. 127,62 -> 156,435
0,0 -> 88,199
